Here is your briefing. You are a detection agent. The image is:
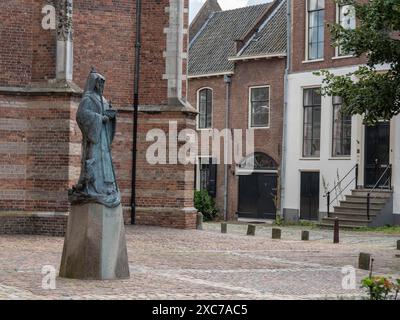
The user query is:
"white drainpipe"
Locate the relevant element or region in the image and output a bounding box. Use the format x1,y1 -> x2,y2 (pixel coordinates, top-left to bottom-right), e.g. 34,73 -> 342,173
280,0 -> 292,219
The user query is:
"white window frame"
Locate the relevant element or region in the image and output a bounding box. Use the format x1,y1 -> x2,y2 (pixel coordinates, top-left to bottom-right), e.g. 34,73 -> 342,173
334,3 -> 356,59
304,0 -> 325,62
196,87 -> 213,131
248,85 -> 271,129
301,86 -> 322,159
331,96 -> 352,159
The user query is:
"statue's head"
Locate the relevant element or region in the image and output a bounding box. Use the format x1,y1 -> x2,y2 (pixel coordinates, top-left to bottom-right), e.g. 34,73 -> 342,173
84,67 -> 106,95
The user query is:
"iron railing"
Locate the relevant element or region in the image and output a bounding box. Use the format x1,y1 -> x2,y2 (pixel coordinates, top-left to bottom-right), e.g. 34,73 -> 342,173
325,164 -> 359,217
366,164 -> 392,221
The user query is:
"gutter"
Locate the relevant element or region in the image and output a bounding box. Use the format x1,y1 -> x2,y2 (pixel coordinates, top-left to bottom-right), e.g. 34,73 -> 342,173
223,74 -> 232,221
228,53 -> 286,62
188,71 -> 234,79
131,0 -> 142,225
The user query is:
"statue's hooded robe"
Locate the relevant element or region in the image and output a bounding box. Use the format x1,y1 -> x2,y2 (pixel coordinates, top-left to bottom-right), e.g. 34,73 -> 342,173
69,70 -> 121,208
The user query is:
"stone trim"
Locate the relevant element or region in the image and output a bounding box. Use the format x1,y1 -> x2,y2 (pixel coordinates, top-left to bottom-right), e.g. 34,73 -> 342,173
116,103 -> 198,115
0,81 -> 82,97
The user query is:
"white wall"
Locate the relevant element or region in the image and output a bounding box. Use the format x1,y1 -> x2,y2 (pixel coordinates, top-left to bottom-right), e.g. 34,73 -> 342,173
392,115 -> 400,214
283,65 -> 364,216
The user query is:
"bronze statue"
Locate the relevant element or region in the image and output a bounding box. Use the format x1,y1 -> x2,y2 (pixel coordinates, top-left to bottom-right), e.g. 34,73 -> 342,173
69,68 -> 120,208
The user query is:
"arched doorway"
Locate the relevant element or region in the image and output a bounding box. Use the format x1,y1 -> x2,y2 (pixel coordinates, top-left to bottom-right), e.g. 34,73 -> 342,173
237,152 -> 278,220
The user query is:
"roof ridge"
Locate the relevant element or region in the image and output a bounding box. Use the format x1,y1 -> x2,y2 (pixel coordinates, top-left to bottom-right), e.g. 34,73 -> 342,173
237,0 -> 286,56
212,2 -> 270,15
189,11 -> 216,48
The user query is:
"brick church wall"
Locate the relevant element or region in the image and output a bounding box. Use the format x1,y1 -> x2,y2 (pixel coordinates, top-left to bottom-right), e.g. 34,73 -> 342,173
0,0 -> 196,235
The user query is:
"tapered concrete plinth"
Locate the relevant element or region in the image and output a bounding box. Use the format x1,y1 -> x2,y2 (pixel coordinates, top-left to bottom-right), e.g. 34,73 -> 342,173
60,204 -> 130,280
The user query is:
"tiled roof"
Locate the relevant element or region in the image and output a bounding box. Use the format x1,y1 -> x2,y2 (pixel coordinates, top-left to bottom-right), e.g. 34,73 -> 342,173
188,4 -> 271,76
188,0 -> 287,77
237,0 -> 287,58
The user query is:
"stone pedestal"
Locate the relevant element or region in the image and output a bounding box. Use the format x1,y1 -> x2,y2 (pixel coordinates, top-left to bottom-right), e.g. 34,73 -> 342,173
60,203 -> 130,280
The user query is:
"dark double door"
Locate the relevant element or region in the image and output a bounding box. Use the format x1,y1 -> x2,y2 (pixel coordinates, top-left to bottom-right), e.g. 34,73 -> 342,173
238,173 -> 277,220
300,172 -> 320,221
364,123 -> 390,188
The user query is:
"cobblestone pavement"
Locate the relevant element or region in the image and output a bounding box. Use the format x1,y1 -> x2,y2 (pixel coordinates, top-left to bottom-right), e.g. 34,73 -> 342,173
0,223 -> 399,300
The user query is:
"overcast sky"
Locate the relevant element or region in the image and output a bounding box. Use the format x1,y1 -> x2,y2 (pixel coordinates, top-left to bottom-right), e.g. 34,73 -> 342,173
189,0 -> 272,22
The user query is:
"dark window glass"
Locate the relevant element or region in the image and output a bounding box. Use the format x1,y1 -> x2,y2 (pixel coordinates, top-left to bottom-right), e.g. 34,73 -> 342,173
307,0 -> 325,60
332,96 -> 352,157
250,87 -> 270,128
303,88 -> 321,157
199,158 -> 217,197
198,88 -> 212,129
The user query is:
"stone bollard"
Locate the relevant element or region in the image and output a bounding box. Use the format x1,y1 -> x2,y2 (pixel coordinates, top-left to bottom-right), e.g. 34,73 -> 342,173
301,231 -> 310,241
196,212 -> 203,230
359,253 -> 372,271
397,240 -> 400,250
247,225 -> 256,236
272,228 -> 281,240
333,218 -> 340,244
221,222 -> 227,234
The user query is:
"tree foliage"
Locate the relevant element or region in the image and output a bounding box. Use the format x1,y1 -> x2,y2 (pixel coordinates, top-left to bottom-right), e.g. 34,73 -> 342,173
318,0 -> 400,124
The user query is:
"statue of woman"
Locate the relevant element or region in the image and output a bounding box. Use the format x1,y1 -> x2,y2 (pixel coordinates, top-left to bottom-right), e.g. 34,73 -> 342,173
69,69 -> 121,208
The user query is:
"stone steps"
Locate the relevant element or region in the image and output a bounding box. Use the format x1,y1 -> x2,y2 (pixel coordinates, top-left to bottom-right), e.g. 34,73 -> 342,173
320,189 -> 392,228
328,212 -> 377,221
351,189 -> 392,198
334,206 -> 381,214
321,217 -> 371,228
345,196 -> 387,204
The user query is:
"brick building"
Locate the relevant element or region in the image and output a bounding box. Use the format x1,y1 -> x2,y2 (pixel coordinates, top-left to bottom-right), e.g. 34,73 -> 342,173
188,0 -> 287,220
0,0 -> 198,235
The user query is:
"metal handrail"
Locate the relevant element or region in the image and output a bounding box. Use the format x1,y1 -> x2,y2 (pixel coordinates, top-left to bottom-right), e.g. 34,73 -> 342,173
368,164 -> 392,194
326,164 -> 358,195
329,177 -> 356,206
325,164 -> 359,218
366,164 -> 392,221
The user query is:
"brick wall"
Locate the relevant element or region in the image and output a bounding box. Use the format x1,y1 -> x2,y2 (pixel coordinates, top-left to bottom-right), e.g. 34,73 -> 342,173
0,0 -> 185,106
0,0 -> 34,86
0,92 -> 81,214
188,57 -> 286,219
0,212 -> 67,236
0,0 -> 197,234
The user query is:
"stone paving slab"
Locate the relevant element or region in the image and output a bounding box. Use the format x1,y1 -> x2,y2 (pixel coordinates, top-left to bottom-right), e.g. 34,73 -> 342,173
0,224 -> 399,300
